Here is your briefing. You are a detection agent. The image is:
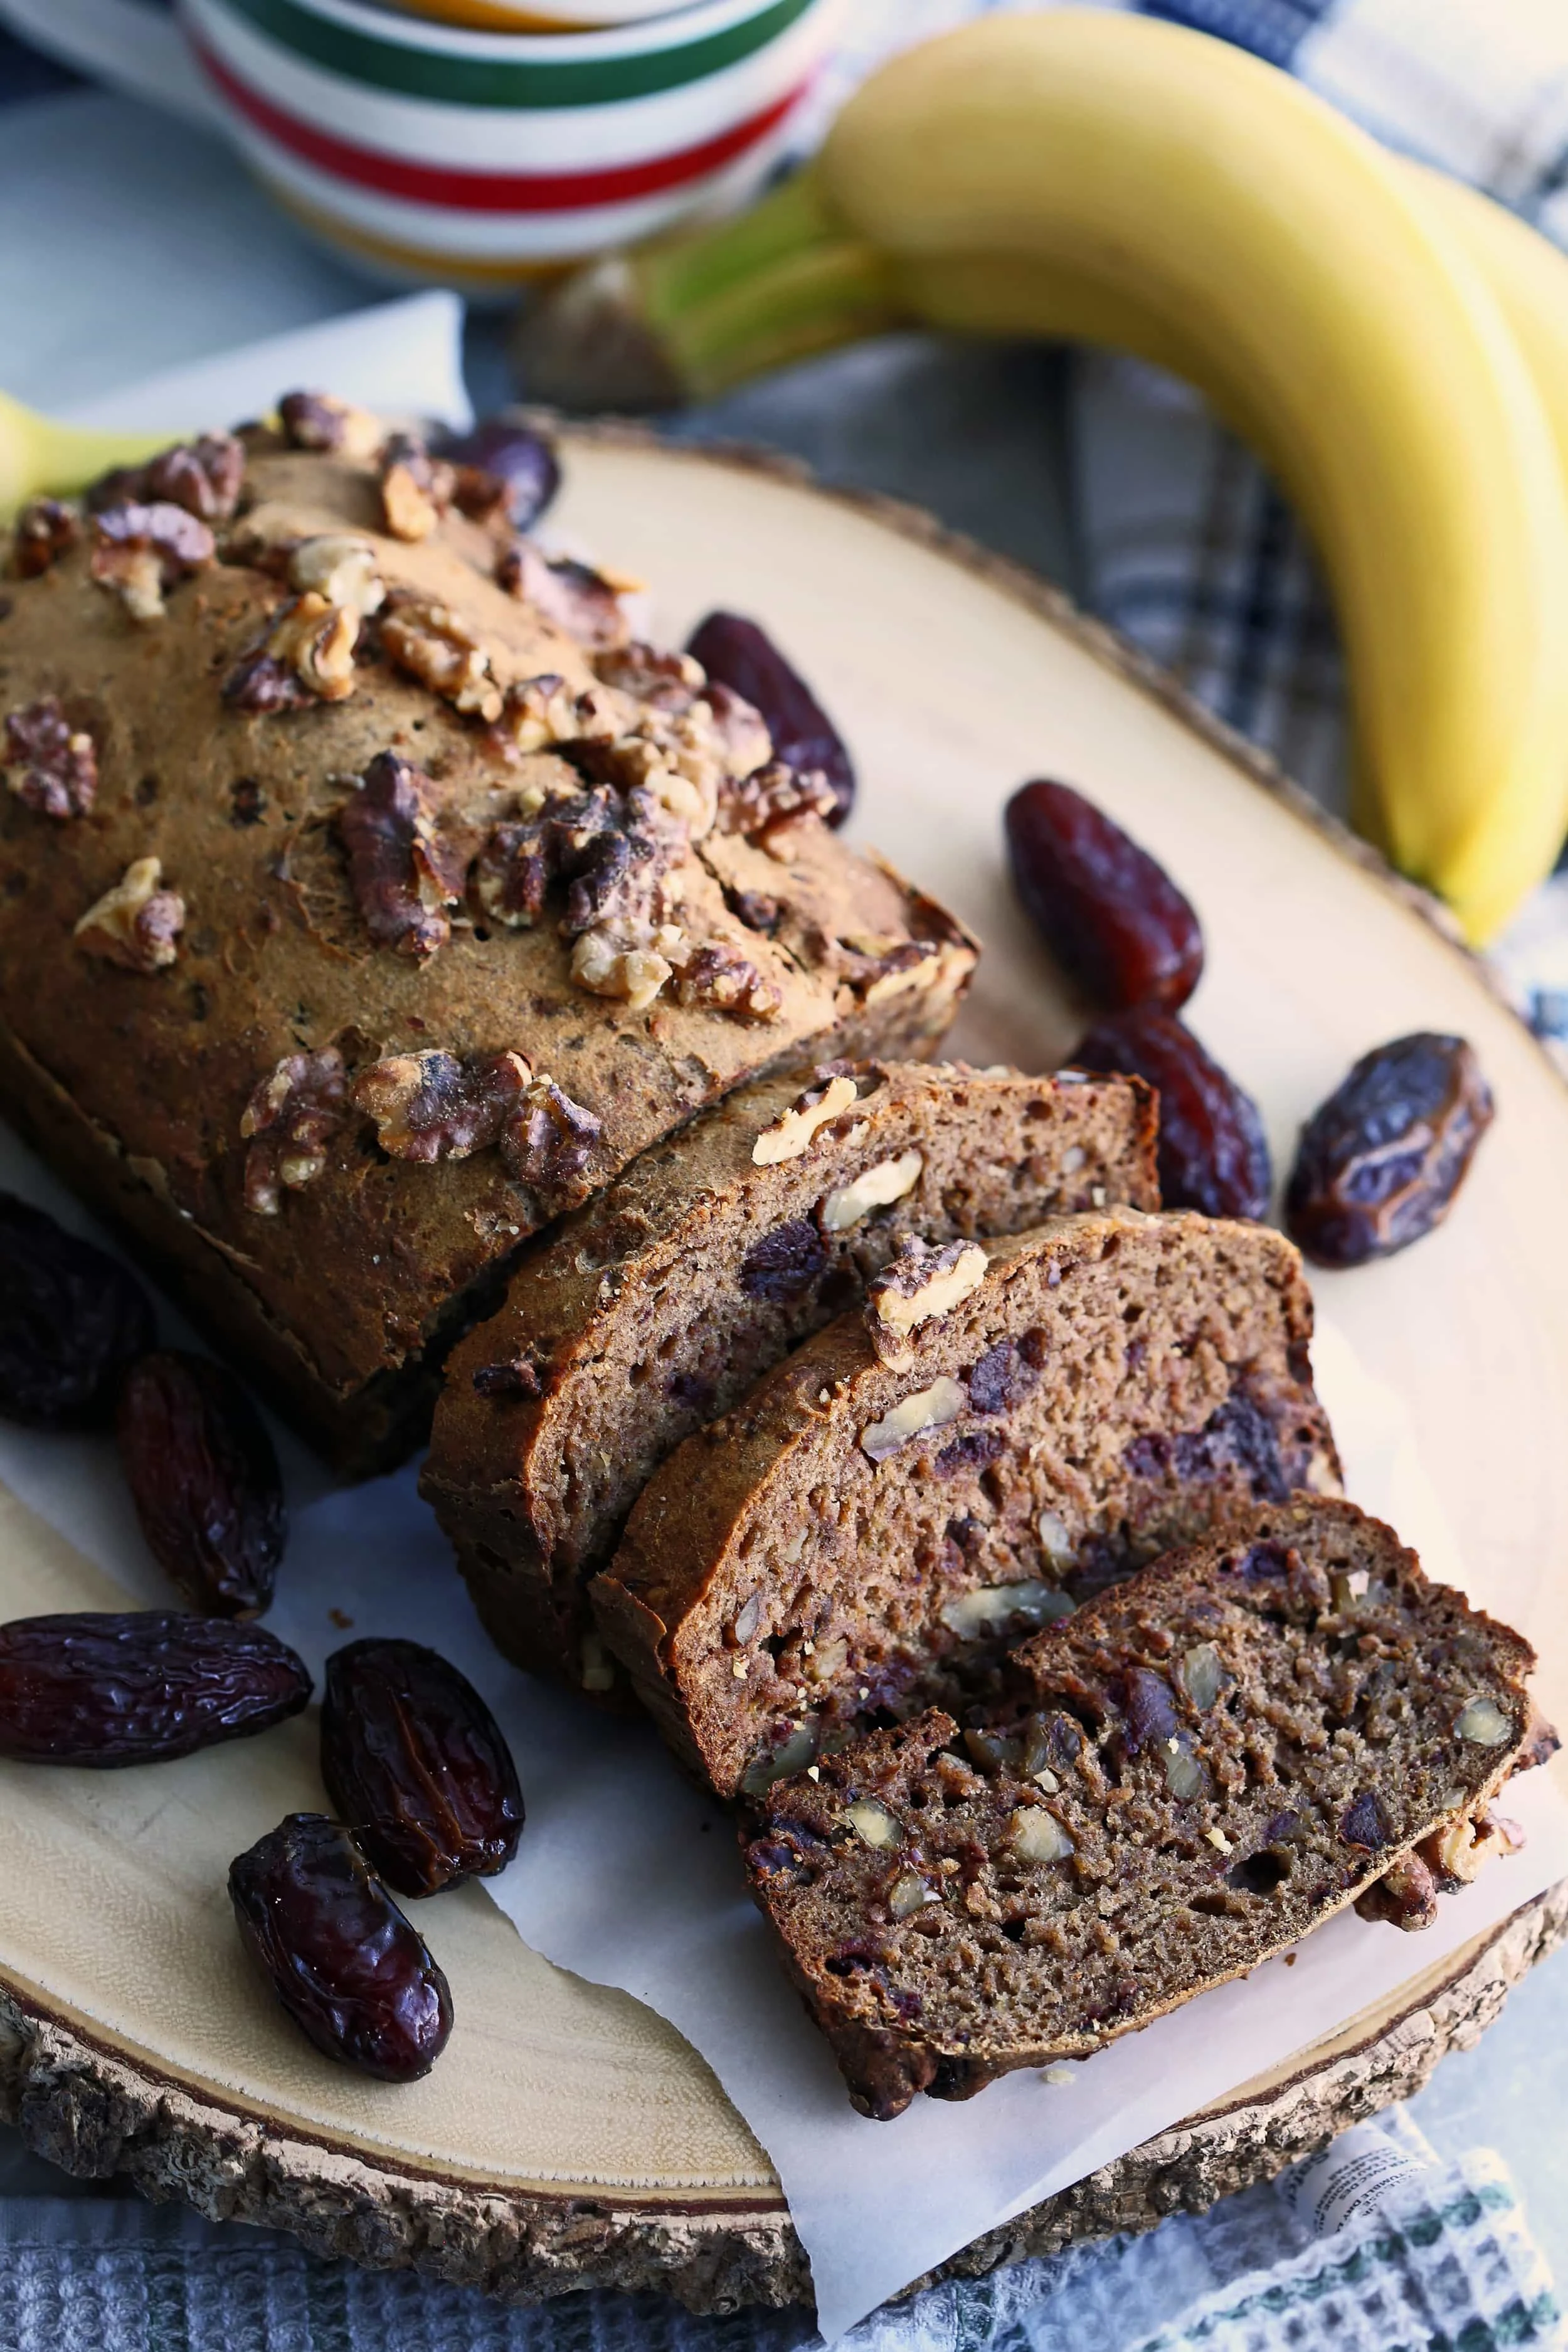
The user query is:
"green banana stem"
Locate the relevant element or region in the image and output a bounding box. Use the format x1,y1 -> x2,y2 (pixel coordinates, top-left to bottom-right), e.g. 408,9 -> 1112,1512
517,169 -> 904,409
659,240 -> 906,398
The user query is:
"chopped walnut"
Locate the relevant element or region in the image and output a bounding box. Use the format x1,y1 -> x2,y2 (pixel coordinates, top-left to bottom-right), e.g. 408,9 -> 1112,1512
500,1074 -> 603,1192
752,1072 -> 860,1165
717,760 -> 838,837
3,699 -> 97,818
289,534 -> 384,617
277,390 -> 383,462
11,497 -> 80,579
1353,1850 -> 1439,1931
490,673 -> 586,755
73,856 -> 185,973
143,433 -> 245,522
381,598 -> 501,721
867,1239 -> 989,1359
223,591 -> 359,711
354,1047 -> 531,1162
496,541 -> 629,651
861,1375 -> 968,1465
569,922 -> 681,1013
339,751 -> 467,958
90,500 -> 215,621
239,1046 -> 347,1214
595,642 -> 706,708
667,936 -> 781,1022
1417,1808 -> 1523,1888
475,815 -> 553,931
379,433 -> 456,542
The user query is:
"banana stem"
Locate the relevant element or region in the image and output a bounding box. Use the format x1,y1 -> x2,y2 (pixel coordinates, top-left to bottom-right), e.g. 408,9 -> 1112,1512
664,240 -> 908,398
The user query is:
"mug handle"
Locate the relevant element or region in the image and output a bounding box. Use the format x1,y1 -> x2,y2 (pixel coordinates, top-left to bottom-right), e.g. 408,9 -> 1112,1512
0,0 -> 221,126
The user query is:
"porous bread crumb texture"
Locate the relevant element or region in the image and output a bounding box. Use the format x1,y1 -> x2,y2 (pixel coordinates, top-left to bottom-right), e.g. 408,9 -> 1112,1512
0,430 -> 974,1471
591,1211 -> 1341,1796
425,1064 -> 1159,1687
743,1496 -> 1539,2118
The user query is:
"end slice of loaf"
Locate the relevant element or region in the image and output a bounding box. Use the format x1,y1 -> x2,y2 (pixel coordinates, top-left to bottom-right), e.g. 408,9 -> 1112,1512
590,1210 -> 1340,1796
423,1062 -> 1158,1691
742,1497 -> 1540,2117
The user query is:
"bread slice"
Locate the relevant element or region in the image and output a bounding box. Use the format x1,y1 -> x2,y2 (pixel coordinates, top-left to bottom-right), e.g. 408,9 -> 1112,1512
423,1062 -> 1159,1690
741,1498 -> 1541,2117
590,1210 -> 1340,1795
423,1063 -> 1161,1693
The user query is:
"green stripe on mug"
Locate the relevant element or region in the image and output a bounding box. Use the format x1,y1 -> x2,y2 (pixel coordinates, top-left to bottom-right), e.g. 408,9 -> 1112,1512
209,0 -> 818,107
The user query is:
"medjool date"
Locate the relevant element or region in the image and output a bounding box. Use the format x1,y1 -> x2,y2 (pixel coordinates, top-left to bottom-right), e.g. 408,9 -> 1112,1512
0,1193 -> 154,1428
0,1611 -> 310,1763
686,611 -> 854,824
117,1351 -> 286,1616
229,1814 -> 453,2080
1071,1007 -> 1270,1220
1005,780 -> 1203,1010
320,1639 -> 524,1897
1285,1034 -> 1493,1268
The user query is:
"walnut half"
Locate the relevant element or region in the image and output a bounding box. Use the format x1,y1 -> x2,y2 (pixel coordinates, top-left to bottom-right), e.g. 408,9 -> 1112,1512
73,857 -> 185,973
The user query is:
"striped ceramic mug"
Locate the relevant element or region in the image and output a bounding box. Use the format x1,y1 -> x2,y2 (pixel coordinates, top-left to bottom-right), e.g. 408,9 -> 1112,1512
0,0 -> 847,287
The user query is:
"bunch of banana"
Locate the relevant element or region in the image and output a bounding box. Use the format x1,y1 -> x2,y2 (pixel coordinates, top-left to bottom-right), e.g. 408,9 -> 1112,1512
520,11 -> 1568,943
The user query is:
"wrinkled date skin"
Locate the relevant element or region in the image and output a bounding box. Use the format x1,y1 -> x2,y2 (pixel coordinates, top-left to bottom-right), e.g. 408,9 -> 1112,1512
229,1814 -> 453,2081
320,1639 -> 524,1897
1072,1007 -> 1271,1220
0,1611 -> 311,1764
0,1193 -> 154,1429
1005,779 -> 1204,1012
686,610 -> 855,824
437,417 -> 559,530
116,1351 -> 286,1616
1285,1032 -> 1493,1268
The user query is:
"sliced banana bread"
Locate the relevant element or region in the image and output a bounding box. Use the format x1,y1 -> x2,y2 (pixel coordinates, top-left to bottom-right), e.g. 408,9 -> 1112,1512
423,1062 -> 1158,1691
742,1497 -> 1540,2117
590,1210 -> 1340,1796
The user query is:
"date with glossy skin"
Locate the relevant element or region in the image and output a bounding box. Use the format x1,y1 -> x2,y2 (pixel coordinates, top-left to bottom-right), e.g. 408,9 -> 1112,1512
1285,1033 -> 1493,1267
686,611 -> 855,824
320,1640 -> 524,1897
1005,779 -> 1203,1011
117,1351 -> 286,1616
0,1193 -> 154,1429
436,417 -> 559,530
230,1814 -> 453,2081
0,1611 -> 310,1764
1071,1007 -> 1271,1220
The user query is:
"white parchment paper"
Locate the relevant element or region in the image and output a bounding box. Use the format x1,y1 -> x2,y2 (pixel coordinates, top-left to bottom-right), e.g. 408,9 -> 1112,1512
3,299 -> 1561,2342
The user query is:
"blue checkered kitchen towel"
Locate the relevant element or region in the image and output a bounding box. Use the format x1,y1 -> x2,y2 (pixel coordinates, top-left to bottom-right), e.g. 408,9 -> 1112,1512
812,0 -> 1568,1052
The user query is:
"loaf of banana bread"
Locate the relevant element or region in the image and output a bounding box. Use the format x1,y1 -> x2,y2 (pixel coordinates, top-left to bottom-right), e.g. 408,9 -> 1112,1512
0,408 -> 974,1469
424,1061 -> 1159,1690
742,1497 -> 1540,2116
590,1209 -> 1340,1795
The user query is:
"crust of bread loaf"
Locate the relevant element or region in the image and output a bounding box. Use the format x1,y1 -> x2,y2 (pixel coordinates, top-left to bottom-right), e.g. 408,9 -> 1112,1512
0,440 -> 973,1467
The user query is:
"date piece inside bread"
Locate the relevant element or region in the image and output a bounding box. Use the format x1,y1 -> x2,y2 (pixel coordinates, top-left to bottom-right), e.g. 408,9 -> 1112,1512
743,1497 -> 1542,2117
590,1210 -> 1341,1797
423,1062 -> 1159,1690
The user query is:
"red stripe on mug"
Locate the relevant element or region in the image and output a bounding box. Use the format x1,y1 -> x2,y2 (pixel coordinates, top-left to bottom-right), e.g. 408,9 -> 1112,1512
190,38 -> 805,213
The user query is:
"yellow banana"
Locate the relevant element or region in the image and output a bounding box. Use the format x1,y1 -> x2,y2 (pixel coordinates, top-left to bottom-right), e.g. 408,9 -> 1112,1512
0,391 -> 177,520
521,13 -> 1568,939
814,12 -> 1568,941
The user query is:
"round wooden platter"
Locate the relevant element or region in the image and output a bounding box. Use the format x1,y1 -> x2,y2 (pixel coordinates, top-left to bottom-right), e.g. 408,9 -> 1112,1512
3,426 -> 1568,2314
